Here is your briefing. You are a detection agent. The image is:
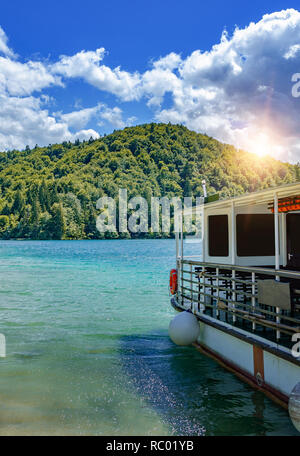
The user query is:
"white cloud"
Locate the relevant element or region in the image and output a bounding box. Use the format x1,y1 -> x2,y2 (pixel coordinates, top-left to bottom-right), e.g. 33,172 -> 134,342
51,48 -> 183,106
97,106 -> 124,129
152,52 -> 182,70
155,9 -> 300,162
59,103 -> 136,131
1,9 -> 300,161
52,48 -> 141,101
284,44 -> 300,59
98,106 -> 133,129
0,94 -> 99,150
49,9 -> 300,160
0,57 -> 62,96
72,129 -> 100,142
141,66 -> 182,107
0,26 -> 15,58
99,106 -> 136,129
58,105 -> 100,130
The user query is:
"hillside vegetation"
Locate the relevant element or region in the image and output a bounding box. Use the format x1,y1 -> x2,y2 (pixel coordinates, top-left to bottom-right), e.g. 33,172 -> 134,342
0,123 -> 298,239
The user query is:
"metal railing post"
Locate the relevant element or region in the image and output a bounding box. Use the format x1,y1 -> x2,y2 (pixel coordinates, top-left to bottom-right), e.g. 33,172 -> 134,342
252,272 -> 256,331
190,263 -> 193,311
274,192 -> 281,340
178,259 -> 300,343
216,267 -> 219,319
201,266 -> 206,312
232,269 -> 236,323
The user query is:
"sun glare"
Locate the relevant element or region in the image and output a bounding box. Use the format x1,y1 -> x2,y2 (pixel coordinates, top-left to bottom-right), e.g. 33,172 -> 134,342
241,131 -> 279,158
250,133 -> 269,157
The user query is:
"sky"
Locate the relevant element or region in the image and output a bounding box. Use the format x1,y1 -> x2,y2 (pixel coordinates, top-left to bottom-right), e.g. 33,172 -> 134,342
1,1 -> 300,162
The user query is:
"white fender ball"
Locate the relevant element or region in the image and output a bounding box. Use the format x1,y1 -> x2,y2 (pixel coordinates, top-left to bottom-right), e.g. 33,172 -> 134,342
168,311 -> 200,346
289,382 -> 300,432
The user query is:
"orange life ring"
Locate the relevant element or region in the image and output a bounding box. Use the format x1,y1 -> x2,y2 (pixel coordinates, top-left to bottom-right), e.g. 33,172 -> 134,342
169,269 -> 177,295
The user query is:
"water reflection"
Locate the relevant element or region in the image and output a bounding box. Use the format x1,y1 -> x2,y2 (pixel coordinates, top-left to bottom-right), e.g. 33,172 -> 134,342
120,332 -> 297,436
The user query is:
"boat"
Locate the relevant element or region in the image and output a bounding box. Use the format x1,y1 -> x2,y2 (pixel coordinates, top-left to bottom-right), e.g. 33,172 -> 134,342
170,182 -> 300,415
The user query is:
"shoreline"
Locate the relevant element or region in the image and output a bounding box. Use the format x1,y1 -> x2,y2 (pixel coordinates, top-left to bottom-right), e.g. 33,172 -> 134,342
0,237 -> 176,242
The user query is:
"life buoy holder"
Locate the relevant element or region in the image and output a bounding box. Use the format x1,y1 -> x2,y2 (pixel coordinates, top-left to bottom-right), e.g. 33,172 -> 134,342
169,269 -> 178,295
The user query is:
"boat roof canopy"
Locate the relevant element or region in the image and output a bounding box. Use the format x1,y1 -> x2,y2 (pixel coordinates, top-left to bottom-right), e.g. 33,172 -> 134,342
199,181 -> 300,211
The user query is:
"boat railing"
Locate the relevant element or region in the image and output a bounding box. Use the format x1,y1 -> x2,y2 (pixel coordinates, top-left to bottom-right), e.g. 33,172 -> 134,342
177,259 -> 300,347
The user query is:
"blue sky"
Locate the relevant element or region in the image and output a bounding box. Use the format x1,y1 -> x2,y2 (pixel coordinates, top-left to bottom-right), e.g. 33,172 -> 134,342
1,1 -> 300,162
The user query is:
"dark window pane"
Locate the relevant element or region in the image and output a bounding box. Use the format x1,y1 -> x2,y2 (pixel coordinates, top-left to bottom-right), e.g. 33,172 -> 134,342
208,215 -> 229,256
236,214 -> 275,257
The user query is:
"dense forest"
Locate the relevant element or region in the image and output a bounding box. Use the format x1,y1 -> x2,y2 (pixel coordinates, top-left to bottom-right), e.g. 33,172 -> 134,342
0,123 -> 298,239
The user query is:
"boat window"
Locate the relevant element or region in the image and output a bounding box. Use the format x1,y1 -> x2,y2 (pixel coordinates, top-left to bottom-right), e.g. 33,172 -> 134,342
208,215 -> 229,256
236,214 -> 275,256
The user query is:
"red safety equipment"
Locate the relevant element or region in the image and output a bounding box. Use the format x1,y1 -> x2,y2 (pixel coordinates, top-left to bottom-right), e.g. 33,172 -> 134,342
169,269 -> 177,295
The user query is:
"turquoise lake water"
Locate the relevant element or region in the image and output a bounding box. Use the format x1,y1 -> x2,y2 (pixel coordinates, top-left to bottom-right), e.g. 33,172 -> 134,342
0,239 -> 297,436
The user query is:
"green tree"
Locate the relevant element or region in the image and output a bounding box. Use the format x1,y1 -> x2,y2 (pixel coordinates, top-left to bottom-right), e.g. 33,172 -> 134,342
50,203 -> 65,240
0,215 -> 9,232
11,189 -> 25,216
0,123 -> 297,240
39,180 -> 51,212
31,197 -> 41,225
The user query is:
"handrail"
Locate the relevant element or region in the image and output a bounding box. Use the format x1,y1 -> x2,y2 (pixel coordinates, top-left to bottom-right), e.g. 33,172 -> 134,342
180,259 -> 300,280
177,258 -> 300,347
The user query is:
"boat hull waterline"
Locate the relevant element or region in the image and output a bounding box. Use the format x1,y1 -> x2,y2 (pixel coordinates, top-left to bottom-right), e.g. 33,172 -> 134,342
171,297 -> 300,409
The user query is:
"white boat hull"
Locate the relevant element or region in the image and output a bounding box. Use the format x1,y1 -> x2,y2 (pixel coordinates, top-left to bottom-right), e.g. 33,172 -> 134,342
171,298 -> 300,407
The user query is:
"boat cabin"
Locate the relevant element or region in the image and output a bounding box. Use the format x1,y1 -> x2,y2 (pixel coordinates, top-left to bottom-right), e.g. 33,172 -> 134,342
199,182 -> 300,269
174,182 -> 300,348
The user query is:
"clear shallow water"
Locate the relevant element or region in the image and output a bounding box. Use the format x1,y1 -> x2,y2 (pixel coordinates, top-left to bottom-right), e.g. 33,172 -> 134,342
0,239 -> 297,436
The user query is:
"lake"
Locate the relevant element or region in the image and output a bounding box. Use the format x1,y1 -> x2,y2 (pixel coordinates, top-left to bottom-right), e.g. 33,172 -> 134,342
0,239 -> 296,435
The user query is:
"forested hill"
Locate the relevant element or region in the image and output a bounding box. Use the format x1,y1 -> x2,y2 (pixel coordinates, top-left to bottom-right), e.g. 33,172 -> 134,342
0,123 -> 298,240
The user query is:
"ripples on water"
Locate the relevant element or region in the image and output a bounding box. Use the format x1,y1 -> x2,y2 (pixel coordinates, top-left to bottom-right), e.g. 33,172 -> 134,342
0,240 -> 297,435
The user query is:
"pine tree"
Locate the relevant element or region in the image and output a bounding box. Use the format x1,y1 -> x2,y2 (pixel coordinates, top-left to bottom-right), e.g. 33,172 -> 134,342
39,180 -> 51,212
50,203 -> 65,239
11,189 -> 25,216
49,182 -> 59,205
182,162 -> 193,197
31,197 -> 41,225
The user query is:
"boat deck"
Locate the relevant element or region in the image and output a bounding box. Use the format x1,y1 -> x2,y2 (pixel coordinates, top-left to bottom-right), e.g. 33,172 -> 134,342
177,260 -> 300,351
